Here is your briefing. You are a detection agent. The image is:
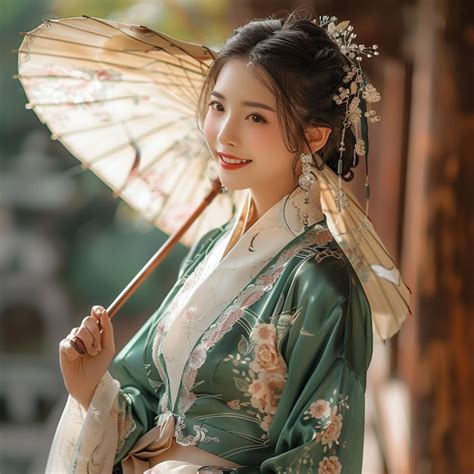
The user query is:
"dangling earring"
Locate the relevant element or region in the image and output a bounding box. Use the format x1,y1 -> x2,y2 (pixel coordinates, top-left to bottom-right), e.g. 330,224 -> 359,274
298,151 -> 317,230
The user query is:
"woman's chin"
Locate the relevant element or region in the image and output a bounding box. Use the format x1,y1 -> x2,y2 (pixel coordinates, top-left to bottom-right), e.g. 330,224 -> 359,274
218,175 -> 251,192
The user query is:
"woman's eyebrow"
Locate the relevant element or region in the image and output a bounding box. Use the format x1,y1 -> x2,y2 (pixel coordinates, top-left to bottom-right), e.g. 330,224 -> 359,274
210,90 -> 276,112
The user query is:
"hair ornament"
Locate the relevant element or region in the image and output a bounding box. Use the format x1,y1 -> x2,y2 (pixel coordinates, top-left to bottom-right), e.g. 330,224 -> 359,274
318,15 -> 382,215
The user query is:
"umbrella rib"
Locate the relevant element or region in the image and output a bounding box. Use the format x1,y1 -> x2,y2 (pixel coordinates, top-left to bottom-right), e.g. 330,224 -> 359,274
15,73 -> 165,85
15,49 -> 205,81
202,44 -> 218,61
176,55 -> 200,104
18,73 -> 198,111
87,117 -> 191,165
341,204 -> 410,338
81,16 -> 211,71
43,18 -> 111,38
19,76 -> 199,113
149,160 -> 196,223
136,139 -> 190,177
135,130 -> 206,178
320,174 -> 407,273
53,107 -> 194,139
20,33 -> 206,77
196,46 -> 216,78
150,91 -> 196,114
17,72 -> 203,109
161,58 -> 198,107
45,16 -> 203,72
159,88 -> 200,113
344,208 -> 409,307
325,197 -> 405,279
186,190 -> 211,241
27,95 -> 162,108
59,132 -> 193,179
142,27 -> 213,69
322,170 -> 402,267
51,113 -> 155,139
26,94 -> 194,114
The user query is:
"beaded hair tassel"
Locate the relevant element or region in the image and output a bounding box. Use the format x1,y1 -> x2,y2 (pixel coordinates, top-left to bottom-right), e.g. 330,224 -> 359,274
318,16 -> 382,216
298,151 -> 317,230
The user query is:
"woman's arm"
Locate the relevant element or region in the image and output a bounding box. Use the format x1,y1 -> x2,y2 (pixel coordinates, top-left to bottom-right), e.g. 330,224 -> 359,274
258,255 -> 373,473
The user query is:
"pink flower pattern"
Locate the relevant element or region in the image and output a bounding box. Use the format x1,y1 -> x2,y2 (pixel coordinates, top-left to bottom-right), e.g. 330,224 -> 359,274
309,399 -> 331,419
317,455 -> 342,474
222,322 -> 288,433
314,406 -> 344,449
273,388 -> 350,473
226,399 -> 241,410
304,389 -> 350,454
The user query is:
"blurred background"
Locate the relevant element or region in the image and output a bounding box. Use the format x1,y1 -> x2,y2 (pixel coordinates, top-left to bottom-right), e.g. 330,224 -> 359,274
1,0 -> 473,473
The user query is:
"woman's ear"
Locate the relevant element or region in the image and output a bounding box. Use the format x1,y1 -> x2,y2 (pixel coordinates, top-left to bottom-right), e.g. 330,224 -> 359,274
304,125 -> 332,153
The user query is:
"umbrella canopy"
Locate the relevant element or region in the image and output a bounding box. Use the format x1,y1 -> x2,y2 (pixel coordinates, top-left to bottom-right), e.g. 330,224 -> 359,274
15,15 -> 244,247
15,15 -> 411,341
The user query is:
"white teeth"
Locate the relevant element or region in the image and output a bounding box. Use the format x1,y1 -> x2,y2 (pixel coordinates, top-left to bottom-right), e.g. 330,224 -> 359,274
220,155 -> 250,165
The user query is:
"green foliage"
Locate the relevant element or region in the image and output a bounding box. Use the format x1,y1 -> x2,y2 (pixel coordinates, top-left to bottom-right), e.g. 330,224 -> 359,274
1,0 -> 52,147
51,0 -> 135,18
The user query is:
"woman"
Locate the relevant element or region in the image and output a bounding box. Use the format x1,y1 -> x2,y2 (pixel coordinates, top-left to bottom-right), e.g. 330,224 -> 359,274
48,11 -> 389,474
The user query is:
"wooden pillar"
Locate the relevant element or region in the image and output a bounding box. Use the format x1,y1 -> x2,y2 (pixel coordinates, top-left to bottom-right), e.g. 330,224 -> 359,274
400,0 -> 474,472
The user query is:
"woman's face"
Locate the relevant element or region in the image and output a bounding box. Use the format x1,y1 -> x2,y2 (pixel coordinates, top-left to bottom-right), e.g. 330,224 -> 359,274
203,58 -> 297,195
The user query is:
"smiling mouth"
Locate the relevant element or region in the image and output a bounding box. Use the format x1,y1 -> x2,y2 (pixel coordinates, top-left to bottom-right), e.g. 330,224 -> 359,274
218,153 -> 252,165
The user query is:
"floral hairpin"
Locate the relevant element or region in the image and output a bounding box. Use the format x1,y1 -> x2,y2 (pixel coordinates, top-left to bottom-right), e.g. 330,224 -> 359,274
317,16 -> 382,214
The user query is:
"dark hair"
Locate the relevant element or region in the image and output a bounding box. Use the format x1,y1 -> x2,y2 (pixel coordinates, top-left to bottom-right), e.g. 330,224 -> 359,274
196,9 -> 359,181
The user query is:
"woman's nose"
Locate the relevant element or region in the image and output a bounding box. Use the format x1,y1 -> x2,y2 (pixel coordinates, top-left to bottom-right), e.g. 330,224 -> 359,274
217,115 -> 240,147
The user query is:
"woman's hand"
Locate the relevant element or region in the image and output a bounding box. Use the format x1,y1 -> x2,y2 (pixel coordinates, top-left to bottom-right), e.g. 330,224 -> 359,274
59,305 -> 115,410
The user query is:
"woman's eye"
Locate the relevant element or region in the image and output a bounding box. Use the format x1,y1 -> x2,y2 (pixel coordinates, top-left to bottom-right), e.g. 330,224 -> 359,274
248,113 -> 266,124
208,101 -> 223,111
207,102 -> 266,124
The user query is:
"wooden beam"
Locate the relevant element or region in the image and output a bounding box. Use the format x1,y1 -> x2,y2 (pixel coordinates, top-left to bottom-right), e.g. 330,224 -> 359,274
400,0 -> 474,472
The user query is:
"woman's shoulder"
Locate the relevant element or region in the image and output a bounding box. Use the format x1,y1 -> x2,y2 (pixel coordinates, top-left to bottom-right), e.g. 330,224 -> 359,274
292,228 -> 373,363
290,226 -> 354,300
296,238 -> 370,312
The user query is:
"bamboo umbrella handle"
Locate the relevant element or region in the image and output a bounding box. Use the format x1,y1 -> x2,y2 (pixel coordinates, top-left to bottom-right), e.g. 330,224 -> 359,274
70,178 -> 223,355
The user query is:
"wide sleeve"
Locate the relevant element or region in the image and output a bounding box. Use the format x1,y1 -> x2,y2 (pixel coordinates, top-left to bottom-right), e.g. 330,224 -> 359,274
260,254 -> 373,474
111,312 -> 162,464
45,223 -> 232,473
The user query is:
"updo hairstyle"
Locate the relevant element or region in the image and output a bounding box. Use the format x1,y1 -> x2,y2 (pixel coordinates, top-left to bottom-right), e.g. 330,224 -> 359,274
196,10 -> 359,181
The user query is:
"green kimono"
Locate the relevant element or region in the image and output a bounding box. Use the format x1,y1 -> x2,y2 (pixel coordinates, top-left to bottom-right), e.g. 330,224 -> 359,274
111,196 -> 372,472
45,188 -> 372,474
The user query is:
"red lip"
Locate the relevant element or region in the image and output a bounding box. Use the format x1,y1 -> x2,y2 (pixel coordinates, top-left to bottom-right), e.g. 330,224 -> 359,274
217,152 -> 252,171
219,152 -> 251,161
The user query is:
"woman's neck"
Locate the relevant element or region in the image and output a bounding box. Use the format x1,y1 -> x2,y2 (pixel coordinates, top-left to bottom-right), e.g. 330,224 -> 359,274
247,177 -> 298,230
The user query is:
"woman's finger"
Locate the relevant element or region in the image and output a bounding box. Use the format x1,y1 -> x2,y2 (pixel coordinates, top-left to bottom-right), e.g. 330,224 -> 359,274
83,316 -> 102,352
69,336 -> 87,355
75,322 -> 97,356
67,327 -> 86,356
99,309 -> 114,351
91,305 -> 106,323
59,327 -> 82,361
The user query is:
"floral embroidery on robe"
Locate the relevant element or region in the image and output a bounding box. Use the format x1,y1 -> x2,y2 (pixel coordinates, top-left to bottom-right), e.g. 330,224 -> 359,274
224,323 -> 288,434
